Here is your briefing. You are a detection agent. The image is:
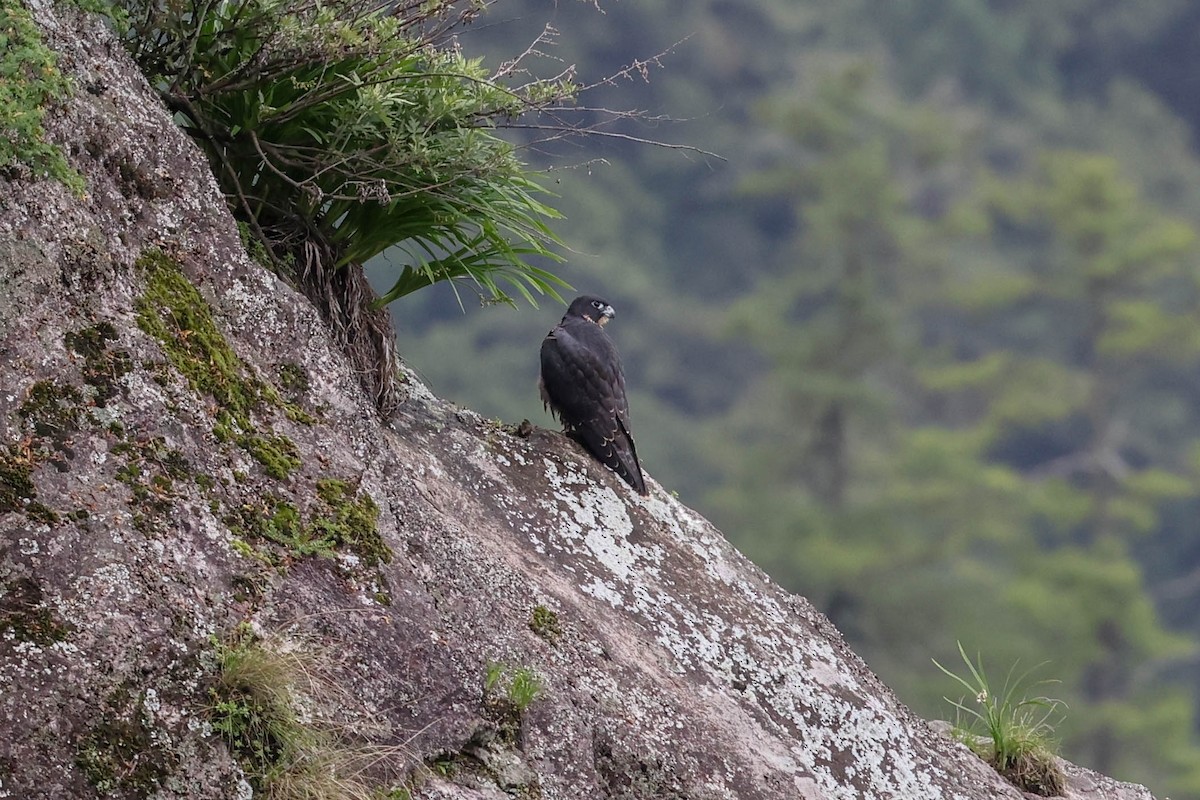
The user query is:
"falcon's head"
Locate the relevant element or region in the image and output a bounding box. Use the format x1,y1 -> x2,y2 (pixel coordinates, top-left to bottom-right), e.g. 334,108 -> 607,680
565,295 -> 616,327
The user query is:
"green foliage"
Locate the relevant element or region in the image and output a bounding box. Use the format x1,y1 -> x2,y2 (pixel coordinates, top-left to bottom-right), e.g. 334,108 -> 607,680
506,667 -> 544,712
483,661 -> 544,713
115,0 -> 570,306
934,642 -> 1066,795
723,65 -> 922,509
0,0 -> 84,192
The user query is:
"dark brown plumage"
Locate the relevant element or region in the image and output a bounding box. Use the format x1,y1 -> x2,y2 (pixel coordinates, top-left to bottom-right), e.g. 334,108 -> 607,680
539,295 -> 647,495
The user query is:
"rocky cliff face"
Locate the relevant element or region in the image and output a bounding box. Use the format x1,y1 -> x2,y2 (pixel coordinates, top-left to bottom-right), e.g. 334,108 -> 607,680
0,4 -> 1160,799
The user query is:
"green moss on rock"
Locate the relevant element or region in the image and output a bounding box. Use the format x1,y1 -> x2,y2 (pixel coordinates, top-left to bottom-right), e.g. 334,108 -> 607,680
65,321 -> 133,405
109,435 -> 197,533
277,364 -> 318,424
213,412 -> 301,479
64,321 -> 117,360
239,431 -> 301,480
19,380 -> 83,456
134,251 -> 267,427
313,478 -> 389,567
14,380 -> 84,497
278,363 -> 310,397
529,605 -> 562,644
227,479 -> 388,566
2,427 -> 59,524
134,250 -> 305,479
0,576 -> 74,645
25,501 -> 58,525
76,688 -> 175,797
0,0 -> 85,193
229,497 -> 334,559
0,447 -> 37,514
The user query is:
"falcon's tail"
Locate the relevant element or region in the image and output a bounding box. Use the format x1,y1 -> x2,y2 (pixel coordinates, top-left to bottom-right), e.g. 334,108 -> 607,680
574,420 -> 647,495
615,418 -> 647,495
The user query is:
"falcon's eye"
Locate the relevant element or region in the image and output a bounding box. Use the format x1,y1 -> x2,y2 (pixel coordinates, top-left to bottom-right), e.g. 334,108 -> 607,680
591,300 -> 604,309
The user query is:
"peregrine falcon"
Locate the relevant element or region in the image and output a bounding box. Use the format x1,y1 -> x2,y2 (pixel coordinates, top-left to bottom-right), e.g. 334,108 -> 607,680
539,295 -> 647,495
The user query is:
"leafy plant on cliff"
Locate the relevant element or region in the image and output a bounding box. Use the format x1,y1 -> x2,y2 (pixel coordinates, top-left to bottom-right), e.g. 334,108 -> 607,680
113,0 -> 572,306
483,661 -> 544,713
934,642 -> 1067,796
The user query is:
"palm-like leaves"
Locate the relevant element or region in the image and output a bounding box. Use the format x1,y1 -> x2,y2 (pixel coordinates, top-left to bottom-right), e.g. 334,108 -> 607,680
118,0 -> 572,306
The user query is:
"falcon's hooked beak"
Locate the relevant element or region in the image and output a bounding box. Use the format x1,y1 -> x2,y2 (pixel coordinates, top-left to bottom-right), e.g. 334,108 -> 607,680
596,304 -> 615,327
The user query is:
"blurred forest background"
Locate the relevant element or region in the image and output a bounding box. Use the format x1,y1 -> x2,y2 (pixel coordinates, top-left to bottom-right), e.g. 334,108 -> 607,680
368,1 -> 1200,795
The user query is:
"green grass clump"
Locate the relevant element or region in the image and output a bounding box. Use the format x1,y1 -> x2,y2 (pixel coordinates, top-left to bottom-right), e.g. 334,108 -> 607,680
212,635 -> 312,774
480,661 -> 544,749
483,661 -> 544,714
506,667 -> 544,713
211,630 -> 394,800
934,642 -> 1067,796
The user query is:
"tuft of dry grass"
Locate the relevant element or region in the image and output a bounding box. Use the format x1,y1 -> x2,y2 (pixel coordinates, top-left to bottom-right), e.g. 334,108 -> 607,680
210,628 -> 416,800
